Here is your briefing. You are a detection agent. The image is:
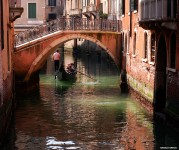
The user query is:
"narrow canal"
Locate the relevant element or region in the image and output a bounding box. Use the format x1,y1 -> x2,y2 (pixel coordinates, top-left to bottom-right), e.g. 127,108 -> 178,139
14,48 -> 179,150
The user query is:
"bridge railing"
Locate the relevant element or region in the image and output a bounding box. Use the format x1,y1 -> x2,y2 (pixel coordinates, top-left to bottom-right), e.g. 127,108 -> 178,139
15,18 -> 120,46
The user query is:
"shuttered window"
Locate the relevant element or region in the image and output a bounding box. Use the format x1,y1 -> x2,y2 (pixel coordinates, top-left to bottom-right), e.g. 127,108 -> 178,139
28,3 -> 36,19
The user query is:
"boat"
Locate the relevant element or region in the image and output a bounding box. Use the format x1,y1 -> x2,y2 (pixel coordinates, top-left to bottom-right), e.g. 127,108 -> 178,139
64,63 -> 77,81
64,70 -> 77,81
55,63 -> 77,81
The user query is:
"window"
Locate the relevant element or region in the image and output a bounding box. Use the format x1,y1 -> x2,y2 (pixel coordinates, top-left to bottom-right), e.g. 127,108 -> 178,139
99,3 -> 103,13
121,0 -> 125,15
127,31 -> 130,53
167,0 -> 177,18
144,32 -> 148,59
48,0 -> 56,6
173,0 -> 177,18
121,32 -> 124,52
48,13 -> 57,20
83,0 -> 86,6
133,32 -> 136,55
130,0 -> 138,11
170,33 -> 176,68
168,0 -> 171,17
125,33 -> 127,53
87,0 -> 90,5
28,3 -> 36,19
0,0 -> 4,49
75,0 -> 78,8
151,33 -> 156,62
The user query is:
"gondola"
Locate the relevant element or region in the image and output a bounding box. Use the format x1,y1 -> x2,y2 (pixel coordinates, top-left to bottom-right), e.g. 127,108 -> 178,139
63,70 -> 77,81
55,63 -> 77,81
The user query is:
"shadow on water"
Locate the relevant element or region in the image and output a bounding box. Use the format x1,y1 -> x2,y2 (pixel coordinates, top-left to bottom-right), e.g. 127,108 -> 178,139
0,115 -> 16,150
153,116 -> 179,149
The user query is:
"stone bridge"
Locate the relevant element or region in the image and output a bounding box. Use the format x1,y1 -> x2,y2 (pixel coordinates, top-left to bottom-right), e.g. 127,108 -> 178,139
14,18 -> 122,82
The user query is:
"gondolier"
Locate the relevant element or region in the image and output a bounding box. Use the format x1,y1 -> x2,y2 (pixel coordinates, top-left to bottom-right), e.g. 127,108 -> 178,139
52,50 -> 61,72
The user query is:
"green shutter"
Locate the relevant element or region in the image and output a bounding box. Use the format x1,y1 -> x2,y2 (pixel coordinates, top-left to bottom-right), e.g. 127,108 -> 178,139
28,3 -> 36,19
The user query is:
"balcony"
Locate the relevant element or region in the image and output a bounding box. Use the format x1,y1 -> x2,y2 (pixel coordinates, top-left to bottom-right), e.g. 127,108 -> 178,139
88,4 -> 97,17
69,8 -> 82,17
139,0 -> 177,30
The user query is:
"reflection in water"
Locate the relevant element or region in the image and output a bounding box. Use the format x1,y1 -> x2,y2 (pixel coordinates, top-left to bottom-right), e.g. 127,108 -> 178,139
14,49 -> 179,150
46,137 -> 80,150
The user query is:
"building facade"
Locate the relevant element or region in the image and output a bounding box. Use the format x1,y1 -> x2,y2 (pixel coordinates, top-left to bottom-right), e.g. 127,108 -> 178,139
108,0 -> 120,20
14,0 -> 45,32
0,0 -> 23,147
66,0 -> 104,19
138,0 -> 178,117
120,0 -> 155,111
14,0 -> 65,32
139,0 -> 179,116
121,0 -> 179,119
45,0 -> 65,21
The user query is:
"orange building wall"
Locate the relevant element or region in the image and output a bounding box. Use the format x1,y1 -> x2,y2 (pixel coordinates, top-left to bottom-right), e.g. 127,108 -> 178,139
0,0 -> 15,146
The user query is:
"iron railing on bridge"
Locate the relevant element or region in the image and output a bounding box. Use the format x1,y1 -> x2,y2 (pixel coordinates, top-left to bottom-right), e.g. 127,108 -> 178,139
15,18 -> 120,46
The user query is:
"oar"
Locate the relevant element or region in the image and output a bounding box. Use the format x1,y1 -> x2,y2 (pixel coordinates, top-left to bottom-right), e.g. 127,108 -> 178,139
76,70 -> 97,81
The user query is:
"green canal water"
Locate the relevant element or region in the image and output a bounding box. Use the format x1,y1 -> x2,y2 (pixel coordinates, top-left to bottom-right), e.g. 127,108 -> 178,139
14,49 -> 179,150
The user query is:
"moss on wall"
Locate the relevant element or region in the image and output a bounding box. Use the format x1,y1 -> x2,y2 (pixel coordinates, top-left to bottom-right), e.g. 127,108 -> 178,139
127,74 -> 154,103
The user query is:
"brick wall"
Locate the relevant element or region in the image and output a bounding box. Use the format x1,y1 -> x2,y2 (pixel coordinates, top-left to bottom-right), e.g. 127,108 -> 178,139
121,1 -> 179,118
0,0 -> 14,146
0,72 -> 14,147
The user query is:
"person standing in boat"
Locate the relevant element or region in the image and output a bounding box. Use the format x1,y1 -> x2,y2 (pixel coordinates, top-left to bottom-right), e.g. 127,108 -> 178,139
52,50 -> 61,72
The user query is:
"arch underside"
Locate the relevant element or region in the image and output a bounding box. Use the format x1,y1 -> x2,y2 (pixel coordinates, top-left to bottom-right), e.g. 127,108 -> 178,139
24,33 -> 117,81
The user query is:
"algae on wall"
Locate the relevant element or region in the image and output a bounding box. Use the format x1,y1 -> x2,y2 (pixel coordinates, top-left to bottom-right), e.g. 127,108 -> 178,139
127,74 -> 154,103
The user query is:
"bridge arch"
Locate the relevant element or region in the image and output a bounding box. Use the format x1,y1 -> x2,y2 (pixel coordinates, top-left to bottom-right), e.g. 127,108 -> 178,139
24,34 -> 116,81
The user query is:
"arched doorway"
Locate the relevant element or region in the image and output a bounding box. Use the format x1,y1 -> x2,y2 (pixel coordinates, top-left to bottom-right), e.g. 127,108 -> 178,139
154,34 -> 167,112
